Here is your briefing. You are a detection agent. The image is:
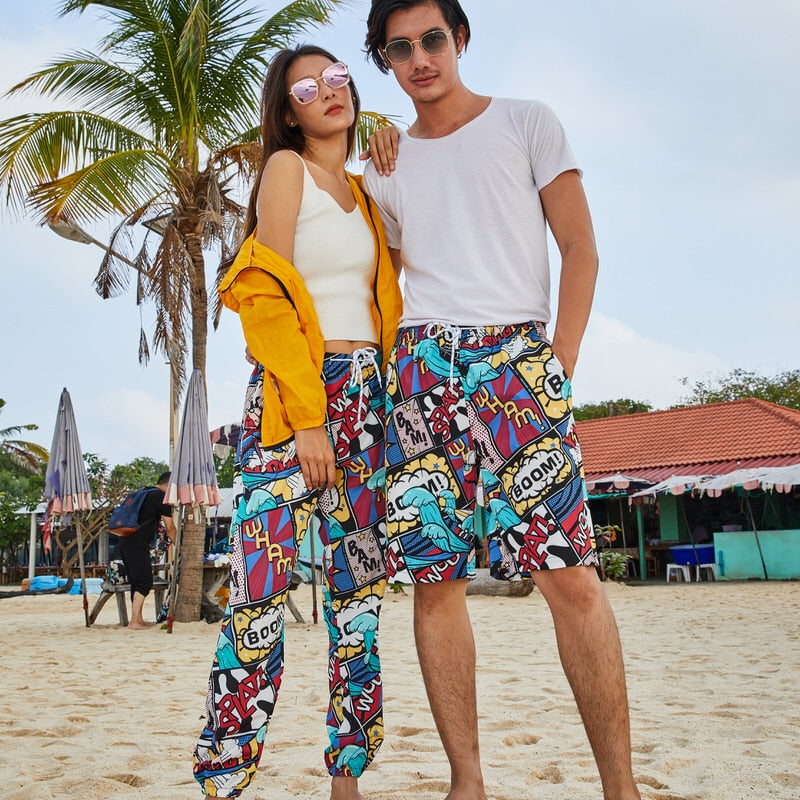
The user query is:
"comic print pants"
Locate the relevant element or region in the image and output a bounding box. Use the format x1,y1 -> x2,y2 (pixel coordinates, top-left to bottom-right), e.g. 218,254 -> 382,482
384,321 -> 598,584
193,351 -> 387,798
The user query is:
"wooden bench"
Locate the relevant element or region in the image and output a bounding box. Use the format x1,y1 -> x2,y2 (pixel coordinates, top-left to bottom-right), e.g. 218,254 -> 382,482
88,579 -> 169,627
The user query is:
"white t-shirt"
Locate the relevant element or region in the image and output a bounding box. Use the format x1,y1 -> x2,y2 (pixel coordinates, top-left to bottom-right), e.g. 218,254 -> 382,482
363,97 -> 579,327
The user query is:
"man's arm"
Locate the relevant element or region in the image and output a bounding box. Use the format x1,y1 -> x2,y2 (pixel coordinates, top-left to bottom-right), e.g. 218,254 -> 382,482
540,170 -> 598,378
162,513 -> 177,543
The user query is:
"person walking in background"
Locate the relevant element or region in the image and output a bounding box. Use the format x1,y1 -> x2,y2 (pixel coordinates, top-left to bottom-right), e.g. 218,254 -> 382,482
193,45 -> 402,799
115,471 -> 174,630
362,1 -> 640,798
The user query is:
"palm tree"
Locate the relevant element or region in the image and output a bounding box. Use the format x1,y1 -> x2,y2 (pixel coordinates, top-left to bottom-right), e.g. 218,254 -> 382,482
0,0 -> 389,621
0,399 -> 49,473
0,0 -> 385,394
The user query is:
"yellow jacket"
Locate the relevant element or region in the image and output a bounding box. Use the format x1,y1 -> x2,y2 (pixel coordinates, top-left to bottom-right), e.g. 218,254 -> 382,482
218,173 -> 402,447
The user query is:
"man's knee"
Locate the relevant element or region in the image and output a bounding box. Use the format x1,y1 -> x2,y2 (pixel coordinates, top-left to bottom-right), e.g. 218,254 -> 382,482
413,578 -> 468,615
533,565 -> 606,613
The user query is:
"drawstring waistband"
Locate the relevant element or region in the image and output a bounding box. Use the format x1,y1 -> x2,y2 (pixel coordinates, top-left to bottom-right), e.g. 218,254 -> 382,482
423,322 -> 461,388
327,346 -> 382,427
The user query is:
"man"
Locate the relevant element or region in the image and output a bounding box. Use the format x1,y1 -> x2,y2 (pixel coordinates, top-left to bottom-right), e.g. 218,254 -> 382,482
362,2 -> 641,799
116,471 -> 175,630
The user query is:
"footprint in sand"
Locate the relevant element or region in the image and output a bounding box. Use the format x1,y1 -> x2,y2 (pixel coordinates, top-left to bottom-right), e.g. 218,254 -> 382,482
413,780 -> 451,793
635,774 -> 668,789
502,733 -> 540,746
395,725 -> 428,736
528,765 -> 563,784
104,774 -> 145,787
771,773 -> 800,788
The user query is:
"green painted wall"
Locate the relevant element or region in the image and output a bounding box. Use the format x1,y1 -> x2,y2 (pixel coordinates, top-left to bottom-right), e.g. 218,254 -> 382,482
657,494 -> 686,542
714,530 -> 800,580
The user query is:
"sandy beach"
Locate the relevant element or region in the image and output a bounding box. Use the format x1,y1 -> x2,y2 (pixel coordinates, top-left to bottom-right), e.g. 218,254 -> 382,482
1,579 -> 798,800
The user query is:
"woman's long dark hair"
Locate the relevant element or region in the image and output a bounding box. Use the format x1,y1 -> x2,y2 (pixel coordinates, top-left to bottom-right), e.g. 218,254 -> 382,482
226,45 -> 362,271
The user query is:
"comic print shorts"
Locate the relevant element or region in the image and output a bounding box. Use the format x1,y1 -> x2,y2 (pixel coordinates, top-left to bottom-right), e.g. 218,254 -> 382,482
384,321 -> 598,583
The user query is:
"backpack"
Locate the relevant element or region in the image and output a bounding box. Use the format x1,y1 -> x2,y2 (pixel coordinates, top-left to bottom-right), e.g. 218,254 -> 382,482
108,487 -> 154,537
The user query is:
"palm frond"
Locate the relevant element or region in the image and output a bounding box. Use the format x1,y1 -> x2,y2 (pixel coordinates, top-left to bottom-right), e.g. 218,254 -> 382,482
30,149 -> 172,222
260,0 -> 351,49
0,111 -> 158,213
6,52 -> 171,132
138,326 -> 150,364
0,423 -> 38,438
1,440 -> 49,473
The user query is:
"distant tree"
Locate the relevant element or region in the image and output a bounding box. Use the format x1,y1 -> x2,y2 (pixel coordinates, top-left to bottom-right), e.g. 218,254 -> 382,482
0,451 -> 45,502
213,449 -> 235,488
573,398 -> 653,421
675,369 -> 800,412
0,398 -> 49,473
0,451 -> 47,575
0,493 -> 29,574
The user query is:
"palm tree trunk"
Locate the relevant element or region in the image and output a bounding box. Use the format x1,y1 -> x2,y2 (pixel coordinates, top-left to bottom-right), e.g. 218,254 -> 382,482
186,233 -> 208,385
173,236 -> 210,622
175,510 -> 206,622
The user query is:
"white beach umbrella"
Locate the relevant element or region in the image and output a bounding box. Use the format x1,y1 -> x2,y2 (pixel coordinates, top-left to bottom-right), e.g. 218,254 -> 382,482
42,388 -> 92,625
165,369 -> 221,631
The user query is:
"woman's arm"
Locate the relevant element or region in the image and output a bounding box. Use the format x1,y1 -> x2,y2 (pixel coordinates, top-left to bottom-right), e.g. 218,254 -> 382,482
249,150 -> 336,491
255,150 -> 304,261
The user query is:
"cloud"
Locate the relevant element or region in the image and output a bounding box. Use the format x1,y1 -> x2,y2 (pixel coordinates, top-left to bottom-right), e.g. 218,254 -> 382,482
92,389 -> 169,464
576,312 -> 727,409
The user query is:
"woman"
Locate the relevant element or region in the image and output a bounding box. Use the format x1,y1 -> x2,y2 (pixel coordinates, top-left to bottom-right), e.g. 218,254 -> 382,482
193,46 -> 402,800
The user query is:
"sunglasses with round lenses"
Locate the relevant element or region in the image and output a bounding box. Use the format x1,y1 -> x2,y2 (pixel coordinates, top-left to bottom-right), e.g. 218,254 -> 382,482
383,28 -> 452,65
289,62 -> 350,105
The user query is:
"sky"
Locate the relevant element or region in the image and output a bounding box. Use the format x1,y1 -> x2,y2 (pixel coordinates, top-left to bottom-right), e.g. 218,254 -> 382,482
0,0 -> 798,468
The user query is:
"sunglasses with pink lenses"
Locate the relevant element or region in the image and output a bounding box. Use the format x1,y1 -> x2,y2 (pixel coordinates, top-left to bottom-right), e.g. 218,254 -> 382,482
289,62 -> 350,105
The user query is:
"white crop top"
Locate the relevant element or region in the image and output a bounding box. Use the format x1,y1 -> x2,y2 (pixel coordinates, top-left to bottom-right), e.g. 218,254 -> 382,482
291,153 -> 378,343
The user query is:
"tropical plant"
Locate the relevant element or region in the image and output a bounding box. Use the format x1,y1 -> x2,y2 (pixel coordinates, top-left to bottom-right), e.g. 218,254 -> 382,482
675,368 -> 800,412
599,550 -> 632,582
0,398 -> 49,473
0,0 -> 390,620
573,398 -> 653,421
594,523 -> 633,582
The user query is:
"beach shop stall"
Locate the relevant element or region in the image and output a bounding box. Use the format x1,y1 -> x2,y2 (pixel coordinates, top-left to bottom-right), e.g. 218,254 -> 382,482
578,399 -> 800,580
632,466 -> 800,580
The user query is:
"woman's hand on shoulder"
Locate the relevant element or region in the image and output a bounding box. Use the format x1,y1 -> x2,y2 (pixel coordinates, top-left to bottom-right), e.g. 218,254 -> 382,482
256,150 -> 304,262
359,125 -> 399,176
294,425 -> 336,491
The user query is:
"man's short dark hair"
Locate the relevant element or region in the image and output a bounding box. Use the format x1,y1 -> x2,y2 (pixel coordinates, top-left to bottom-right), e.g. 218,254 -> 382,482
157,471 -> 171,485
365,0 -> 471,74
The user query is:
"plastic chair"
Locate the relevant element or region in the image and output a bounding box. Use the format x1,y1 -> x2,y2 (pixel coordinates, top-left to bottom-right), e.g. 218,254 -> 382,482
666,563 -> 691,582
695,563 -> 717,581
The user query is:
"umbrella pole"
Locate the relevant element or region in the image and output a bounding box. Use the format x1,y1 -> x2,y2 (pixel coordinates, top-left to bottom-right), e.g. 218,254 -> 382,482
166,508 -> 184,633
618,497 -> 628,556
75,518 -> 90,627
744,494 -> 769,580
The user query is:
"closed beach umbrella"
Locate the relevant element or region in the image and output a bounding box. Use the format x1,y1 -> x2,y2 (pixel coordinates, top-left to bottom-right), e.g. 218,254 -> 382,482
165,369 -> 221,631
43,388 -> 92,626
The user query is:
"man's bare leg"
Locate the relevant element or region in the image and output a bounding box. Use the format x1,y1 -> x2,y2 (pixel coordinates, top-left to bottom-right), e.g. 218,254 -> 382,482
330,776 -> 363,800
128,590 -> 150,630
532,565 -> 641,800
414,580 -> 487,800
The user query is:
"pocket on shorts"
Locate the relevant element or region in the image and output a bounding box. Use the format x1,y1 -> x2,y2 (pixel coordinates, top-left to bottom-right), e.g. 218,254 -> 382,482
537,342 -> 573,404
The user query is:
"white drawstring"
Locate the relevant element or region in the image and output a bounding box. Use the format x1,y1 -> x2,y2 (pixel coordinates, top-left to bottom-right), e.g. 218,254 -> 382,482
328,346 -> 381,427
423,322 -> 461,388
